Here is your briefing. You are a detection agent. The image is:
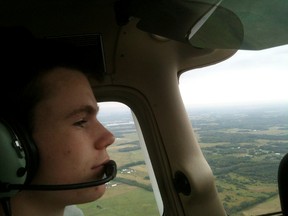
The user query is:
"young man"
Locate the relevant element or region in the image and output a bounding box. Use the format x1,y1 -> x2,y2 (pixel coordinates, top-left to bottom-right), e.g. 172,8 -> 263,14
0,28 -> 115,215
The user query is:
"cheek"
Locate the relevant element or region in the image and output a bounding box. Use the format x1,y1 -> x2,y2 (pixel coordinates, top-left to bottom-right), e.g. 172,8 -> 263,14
35,125 -> 84,161
33,131 -> 88,183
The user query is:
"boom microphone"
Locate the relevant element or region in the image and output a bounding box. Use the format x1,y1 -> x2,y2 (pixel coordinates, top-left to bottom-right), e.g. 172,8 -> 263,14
0,160 -> 117,191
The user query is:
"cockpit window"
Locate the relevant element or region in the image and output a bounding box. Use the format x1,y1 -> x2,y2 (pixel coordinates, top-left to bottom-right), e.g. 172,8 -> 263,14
78,102 -> 163,216
179,45 -> 288,215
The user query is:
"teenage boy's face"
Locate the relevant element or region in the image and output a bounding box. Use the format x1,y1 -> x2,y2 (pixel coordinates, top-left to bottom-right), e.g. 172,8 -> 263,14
31,67 -> 115,205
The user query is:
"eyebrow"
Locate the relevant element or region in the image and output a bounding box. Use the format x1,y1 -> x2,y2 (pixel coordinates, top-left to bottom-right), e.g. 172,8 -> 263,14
65,105 -> 99,119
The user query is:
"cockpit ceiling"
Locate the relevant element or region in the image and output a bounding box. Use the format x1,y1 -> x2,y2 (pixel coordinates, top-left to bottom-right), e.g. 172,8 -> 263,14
1,0 -> 287,51
117,0 -> 288,50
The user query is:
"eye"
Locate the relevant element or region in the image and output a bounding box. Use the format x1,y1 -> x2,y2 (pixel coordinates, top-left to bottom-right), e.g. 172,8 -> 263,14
73,119 -> 88,128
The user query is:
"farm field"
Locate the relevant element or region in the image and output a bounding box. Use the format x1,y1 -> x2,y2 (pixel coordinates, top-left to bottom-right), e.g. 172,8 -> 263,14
78,103 -> 288,215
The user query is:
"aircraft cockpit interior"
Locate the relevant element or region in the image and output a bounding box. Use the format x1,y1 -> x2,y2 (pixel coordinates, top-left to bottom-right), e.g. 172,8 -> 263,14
0,1 -> 288,215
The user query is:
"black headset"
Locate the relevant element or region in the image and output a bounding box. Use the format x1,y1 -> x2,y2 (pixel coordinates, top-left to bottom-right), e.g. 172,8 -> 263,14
0,118 -> 38,198
0,118 -> 117,198
0,117 -> 117,216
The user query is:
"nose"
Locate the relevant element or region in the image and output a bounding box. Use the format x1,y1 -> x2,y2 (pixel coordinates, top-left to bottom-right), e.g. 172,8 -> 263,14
94,121 -> 115,149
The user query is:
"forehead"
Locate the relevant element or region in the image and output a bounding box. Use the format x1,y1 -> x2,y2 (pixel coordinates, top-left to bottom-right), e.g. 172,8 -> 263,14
37,67 -> 97,114
42,67 -> 88,89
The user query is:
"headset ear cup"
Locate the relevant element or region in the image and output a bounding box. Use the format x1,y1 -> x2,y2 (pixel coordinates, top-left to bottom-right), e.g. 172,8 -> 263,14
19,128 -> 39,184
0,119 -> 26,197
10,121 -> 39,185
0,119 -> 38,197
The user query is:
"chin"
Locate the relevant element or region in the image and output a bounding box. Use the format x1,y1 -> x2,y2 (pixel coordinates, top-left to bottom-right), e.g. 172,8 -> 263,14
75,184 -> 107,204
93,184 -> 106,199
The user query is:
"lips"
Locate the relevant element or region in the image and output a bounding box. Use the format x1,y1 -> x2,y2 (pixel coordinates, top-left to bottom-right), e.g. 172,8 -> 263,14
91,159 -> 110,179
91,159 -> 110,170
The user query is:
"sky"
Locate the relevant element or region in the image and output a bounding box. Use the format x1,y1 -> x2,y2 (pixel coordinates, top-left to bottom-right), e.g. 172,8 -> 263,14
99,44 -> 288,113
179,44 -> 288,107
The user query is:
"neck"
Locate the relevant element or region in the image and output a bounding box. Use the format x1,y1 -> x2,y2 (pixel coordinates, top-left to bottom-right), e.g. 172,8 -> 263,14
9,191 -> 65,216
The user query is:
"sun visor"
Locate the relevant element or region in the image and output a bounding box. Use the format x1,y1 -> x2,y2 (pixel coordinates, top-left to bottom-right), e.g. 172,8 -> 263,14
115,0 -> 288,50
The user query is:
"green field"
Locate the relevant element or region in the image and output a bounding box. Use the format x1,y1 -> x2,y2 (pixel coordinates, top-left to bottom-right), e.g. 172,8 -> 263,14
79,104 -> 288,215
79,184 -> 158,216
189,104 -> 287,215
